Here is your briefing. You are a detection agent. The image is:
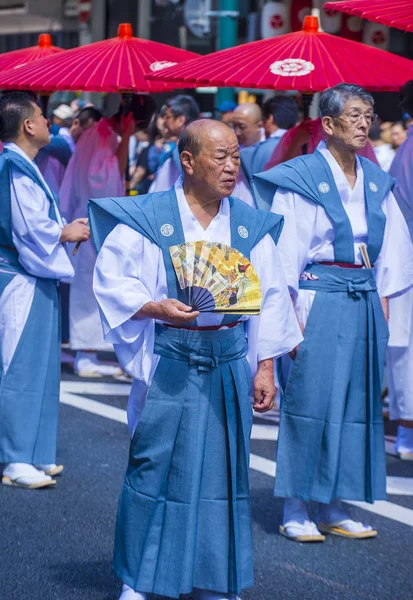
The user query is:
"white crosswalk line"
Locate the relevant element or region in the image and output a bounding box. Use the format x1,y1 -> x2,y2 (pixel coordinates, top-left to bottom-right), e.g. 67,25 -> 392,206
60,392 -> 127,424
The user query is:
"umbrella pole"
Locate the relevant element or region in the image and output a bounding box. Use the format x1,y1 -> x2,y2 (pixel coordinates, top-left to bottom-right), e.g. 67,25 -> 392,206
301,93 -> 313,155
121,92 -> 134,195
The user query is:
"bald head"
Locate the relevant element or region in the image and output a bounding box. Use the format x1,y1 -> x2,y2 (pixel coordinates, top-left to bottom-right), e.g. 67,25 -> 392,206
234,102 -> 263,122
179,119 -> 240,200
232,103 -> 263,147
178,118 -> 237,156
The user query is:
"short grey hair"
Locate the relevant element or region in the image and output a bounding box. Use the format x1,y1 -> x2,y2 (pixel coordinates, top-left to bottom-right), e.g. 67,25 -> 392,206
319,84 -> 374,119
178,125 -> 201,157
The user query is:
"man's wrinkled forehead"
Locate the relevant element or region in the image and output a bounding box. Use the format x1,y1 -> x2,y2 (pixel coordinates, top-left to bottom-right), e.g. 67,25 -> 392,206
204,127 -> 239,151
342,98 -> 373,113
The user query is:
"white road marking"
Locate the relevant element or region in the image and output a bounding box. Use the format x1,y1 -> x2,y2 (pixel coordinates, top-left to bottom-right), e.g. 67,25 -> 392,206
249,453 -> 276,478
251,424 -> 278,441
61,381 -> 131,396
346,501 -> 413,527
60,387 -> 413,527
60,392 -> 127,425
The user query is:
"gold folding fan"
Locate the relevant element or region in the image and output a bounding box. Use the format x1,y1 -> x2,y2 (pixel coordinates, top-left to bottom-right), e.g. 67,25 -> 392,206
169,241 -> 262,315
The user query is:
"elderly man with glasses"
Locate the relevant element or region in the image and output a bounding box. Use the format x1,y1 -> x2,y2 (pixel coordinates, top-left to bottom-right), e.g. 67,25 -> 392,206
253,83 -> 413,542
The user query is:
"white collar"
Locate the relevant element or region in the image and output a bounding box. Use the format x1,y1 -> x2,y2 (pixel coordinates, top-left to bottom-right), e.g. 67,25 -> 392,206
174,176 -> 229,223
316,140 -> 364,201
4,141 -> 55,198
269,129 -> 287,139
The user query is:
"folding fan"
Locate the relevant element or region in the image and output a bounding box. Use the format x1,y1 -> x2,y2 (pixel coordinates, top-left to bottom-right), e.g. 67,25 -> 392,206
169,241 -> 262,315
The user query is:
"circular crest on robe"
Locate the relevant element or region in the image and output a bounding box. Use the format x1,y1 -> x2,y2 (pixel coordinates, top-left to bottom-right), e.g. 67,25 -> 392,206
238,225 -> 249,238
318,182 -> 330,194
269,58 -> 315,77
149,61 -> 178,72
369,181 -> 378,192
160,223 -> 174,236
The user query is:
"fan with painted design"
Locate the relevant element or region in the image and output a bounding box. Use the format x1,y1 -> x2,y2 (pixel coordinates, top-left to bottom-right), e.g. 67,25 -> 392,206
169,241 -> 262,314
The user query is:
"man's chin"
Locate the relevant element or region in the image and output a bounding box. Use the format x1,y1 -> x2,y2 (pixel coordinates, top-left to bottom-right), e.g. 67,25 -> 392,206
219,183 -> 236,197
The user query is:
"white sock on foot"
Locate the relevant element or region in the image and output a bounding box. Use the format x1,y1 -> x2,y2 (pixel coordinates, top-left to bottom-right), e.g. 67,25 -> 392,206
283,498 -> 320,536
317,499 -> 373,533
3,463 -> 52,485
396,425 -> 413,454
118,584 -> 147,600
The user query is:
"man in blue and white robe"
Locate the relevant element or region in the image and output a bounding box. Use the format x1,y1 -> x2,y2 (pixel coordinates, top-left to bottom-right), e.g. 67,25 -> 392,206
253,84 -> 413,541
0,92 -> 90,489
90,120 -> 302,600
387,80 -> 413,458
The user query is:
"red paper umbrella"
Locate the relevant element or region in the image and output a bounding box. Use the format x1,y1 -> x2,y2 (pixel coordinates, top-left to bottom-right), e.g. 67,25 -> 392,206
0,34 -> 64,73
324,0 -> 413,33
147,15 -> 413,93
0,23 -> 198,93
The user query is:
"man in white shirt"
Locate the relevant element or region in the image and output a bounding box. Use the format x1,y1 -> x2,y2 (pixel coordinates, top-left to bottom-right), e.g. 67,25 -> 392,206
0,92 -> 90,489
89,119 -> 302,600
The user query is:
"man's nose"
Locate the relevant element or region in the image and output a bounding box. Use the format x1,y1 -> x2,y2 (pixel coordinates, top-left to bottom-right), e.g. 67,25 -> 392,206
224,157 -> 238,172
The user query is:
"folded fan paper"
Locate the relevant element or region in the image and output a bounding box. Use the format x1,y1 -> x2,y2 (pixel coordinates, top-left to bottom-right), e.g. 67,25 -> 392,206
169,241 -> 262,314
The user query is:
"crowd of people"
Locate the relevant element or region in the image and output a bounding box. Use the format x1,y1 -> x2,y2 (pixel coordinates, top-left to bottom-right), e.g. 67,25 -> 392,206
0,81 -> 413,600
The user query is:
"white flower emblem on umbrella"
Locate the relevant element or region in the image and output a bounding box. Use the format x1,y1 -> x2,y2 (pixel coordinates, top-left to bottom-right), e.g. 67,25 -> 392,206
269,58 -> 315,77
150,61 -> 178,72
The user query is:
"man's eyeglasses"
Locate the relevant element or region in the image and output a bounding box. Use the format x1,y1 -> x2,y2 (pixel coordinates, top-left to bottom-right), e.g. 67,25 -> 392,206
341,112 -> 378,125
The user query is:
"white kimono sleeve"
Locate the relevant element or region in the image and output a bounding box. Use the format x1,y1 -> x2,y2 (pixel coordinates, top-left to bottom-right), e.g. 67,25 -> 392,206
93,223 -> 163,382
10,169 -> 74,279
270,188 -> 315,299
374,191 -> 413,299
246,233 -> 303,378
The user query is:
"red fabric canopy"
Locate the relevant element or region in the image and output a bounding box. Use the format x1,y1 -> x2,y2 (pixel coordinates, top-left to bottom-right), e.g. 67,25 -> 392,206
0,34 -> 64,73
147,16 -> 413,93
324,0 -> 413,33
0,24 -> 198,93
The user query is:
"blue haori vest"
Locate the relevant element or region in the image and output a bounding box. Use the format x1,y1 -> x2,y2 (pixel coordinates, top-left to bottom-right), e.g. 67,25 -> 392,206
252,150 -> 394,504
89,188 -> 284,597
89,186 -> 284,325
0,148 -> 61,464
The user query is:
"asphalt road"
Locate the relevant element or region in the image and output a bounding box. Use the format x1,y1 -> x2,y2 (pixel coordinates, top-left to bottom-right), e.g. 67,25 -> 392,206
1,358 -> 412,600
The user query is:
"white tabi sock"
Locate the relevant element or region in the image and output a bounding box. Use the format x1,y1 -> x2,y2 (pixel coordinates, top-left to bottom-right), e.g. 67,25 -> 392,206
2,463 -> 52,485
192,588 -> 241,600
316,499 -> 373,533
396,425 -> 413,454
283,498 -> 321,537
74,351 -> 122,376
118,584 -> 147,600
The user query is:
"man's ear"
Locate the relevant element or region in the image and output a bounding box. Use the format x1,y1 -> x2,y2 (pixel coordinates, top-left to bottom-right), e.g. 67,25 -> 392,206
321,115 -> 334,137
22,118 -> 35,137
180,150 -> 194,175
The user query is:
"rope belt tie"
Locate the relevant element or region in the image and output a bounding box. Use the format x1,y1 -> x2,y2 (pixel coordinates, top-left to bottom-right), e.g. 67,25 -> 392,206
347,280 -> 376,299
188,353 -> 219,372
